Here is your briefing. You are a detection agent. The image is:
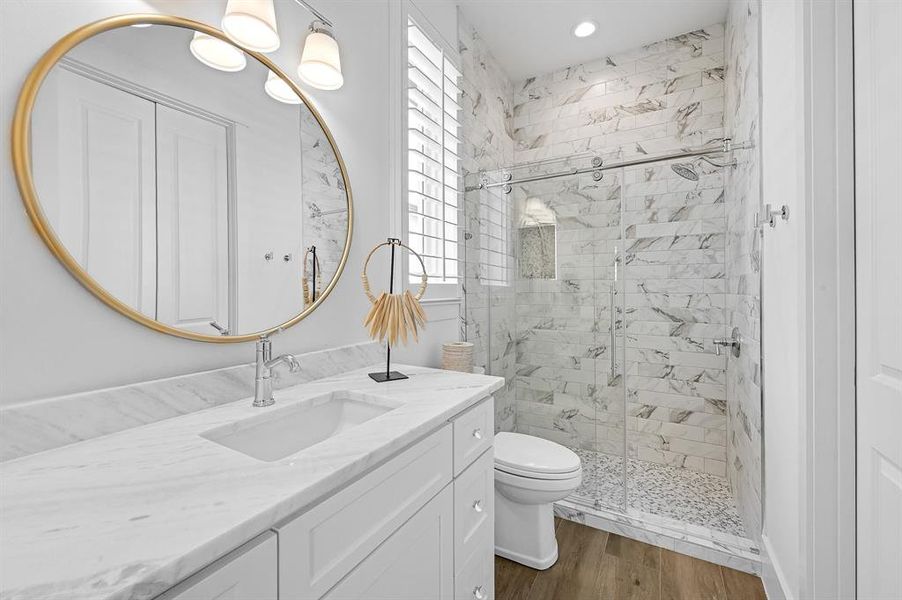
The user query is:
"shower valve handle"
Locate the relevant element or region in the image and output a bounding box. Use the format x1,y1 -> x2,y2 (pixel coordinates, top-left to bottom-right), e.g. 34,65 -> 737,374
713,327 -> 743,358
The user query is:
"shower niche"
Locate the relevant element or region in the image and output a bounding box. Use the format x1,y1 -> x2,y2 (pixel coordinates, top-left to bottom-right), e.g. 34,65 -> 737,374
516,195 -> 557,280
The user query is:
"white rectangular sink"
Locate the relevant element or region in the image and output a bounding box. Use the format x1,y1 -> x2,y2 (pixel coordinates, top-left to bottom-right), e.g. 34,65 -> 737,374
201,391 -> 399,462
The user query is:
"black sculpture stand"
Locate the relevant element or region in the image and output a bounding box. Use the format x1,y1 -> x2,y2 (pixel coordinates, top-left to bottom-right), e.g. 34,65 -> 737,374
368,238 -> 409,383
368,370 -> 408,383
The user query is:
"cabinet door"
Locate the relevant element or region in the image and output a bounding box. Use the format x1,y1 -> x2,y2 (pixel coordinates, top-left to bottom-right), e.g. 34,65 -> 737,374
454,449 -> 494,572
277,427 -> 452,599
155,532 -> 277,600
322,486 -> 454,600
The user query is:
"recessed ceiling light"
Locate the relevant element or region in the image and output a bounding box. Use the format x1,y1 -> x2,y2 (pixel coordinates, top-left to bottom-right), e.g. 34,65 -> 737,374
572,21 -> 597,38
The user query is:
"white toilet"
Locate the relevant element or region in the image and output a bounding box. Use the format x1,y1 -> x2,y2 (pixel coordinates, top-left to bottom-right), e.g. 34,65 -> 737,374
493,432 -> 582,570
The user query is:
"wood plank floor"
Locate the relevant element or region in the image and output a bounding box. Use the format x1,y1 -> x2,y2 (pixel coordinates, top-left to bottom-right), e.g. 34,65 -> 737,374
496,519 -> 766,600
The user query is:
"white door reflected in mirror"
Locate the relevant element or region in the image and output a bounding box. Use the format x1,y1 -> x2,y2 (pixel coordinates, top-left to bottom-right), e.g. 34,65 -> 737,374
27,22 -> 351,338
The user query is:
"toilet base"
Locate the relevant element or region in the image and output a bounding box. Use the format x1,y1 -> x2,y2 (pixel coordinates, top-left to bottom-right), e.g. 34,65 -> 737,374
494,488 -> 560,570
495,542 -> 559,570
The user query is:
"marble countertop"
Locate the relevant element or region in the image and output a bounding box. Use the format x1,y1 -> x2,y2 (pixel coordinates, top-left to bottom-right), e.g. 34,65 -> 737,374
0,365 -> 504,600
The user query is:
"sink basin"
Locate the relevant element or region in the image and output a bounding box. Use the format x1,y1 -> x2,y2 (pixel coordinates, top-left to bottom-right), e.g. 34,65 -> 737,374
201,391 -> 398,462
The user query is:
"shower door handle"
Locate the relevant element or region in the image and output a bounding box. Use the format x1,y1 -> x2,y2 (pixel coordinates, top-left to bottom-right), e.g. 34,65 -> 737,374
610,284 -> 616,380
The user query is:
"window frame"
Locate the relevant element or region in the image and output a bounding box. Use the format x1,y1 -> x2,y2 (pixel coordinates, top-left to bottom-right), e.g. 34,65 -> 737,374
398,6 -> 462,301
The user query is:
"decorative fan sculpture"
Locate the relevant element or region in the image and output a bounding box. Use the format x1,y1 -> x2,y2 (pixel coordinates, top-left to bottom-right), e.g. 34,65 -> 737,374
361,239 -> 428,382
361,240 -> 428,346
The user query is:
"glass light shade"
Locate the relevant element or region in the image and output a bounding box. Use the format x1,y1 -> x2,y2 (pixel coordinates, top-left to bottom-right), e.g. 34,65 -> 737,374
189,32 -> 247,72
222,0 -> 280,53
298,29 -> 344,91
264,71 -> 302,104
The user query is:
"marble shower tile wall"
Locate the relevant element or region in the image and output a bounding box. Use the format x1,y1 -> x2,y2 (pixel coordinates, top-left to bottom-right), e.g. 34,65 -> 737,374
513,171 -> 626,458
458,14 -> 517,432
300,105 -> 348,289
724,0 -> 762,541
511,24 -> 730,474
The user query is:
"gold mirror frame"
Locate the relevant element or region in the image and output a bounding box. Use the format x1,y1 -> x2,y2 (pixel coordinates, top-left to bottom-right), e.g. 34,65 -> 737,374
11,14 -> 353,343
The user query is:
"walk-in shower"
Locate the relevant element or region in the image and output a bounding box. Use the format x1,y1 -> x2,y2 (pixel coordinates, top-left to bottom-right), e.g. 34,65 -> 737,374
461,140 -> 761,570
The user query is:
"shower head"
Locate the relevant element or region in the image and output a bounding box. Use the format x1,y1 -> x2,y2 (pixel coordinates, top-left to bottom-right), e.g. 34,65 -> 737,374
671,162 -> 699,181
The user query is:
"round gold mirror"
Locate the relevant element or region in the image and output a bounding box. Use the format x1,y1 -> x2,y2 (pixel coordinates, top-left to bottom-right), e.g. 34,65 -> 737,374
11,14 -> 352,342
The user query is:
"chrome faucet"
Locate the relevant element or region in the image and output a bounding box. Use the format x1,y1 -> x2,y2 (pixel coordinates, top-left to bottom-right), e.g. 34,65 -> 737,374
254,337 -> 300,407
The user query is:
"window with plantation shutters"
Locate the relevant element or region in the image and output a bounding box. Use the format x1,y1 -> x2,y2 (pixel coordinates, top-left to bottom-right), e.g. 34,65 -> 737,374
406,18 -> 461,285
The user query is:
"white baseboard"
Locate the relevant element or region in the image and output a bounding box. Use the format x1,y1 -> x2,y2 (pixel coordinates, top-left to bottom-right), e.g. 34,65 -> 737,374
761,534 -> 792,600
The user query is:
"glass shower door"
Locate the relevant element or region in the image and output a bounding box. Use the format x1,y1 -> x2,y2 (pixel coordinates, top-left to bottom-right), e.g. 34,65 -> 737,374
511,162 -> 627,514
583,166 -> 627,512
465,158 -> 629,515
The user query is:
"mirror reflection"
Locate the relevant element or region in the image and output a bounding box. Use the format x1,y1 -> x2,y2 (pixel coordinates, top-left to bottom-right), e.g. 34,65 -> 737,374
30,23 -> 350,337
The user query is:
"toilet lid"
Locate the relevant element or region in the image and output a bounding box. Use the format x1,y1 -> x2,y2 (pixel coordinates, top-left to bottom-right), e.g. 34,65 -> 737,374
494,432 -> 581,479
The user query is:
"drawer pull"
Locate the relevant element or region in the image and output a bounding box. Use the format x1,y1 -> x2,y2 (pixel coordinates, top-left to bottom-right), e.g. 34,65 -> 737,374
472,499 -> 483,513
472,428 -> 483,440
473,585 -> 486,600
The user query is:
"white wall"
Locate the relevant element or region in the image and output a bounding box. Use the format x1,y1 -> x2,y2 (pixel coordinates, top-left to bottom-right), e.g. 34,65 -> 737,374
0,0 -> 397,404
759,1 -> 806,598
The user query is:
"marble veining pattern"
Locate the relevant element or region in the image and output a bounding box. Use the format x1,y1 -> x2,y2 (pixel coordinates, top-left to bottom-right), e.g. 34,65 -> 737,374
0,342 -> 384,462
458,13 -> 518,434
300,105 -> 349,290
506,24 -> 730,474
0,365 -> 504,600
518,224 -> 557,279
723,0 -> 763,543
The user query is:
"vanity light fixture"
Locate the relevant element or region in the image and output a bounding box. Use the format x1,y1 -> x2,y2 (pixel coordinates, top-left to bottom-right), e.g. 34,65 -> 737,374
264,70 -> 302,103
572,20 -> 597,38
297,22 -> 344,91
189,31 -> 248,72
222,0 -> 281,52
188,0 -> 344,92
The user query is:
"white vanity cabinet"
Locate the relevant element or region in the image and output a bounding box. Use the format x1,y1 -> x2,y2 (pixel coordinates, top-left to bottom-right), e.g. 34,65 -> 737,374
276,426 -> 454,598
155,396 -> 495,600
277,396 -> 495,600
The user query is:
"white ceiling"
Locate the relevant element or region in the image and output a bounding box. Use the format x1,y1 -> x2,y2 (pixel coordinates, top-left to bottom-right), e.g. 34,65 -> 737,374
456,0 -> 729,81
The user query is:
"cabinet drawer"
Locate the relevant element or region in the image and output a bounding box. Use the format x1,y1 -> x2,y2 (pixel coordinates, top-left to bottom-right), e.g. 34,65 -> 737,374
452,397 -> 493,475
155,532 -> 277,600
277,426 -> 453,599
454,448 -> 494,573
455,541 -> 495,600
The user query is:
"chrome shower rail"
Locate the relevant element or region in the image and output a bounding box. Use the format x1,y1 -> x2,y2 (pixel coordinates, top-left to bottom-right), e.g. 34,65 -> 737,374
476,139 -> 753,191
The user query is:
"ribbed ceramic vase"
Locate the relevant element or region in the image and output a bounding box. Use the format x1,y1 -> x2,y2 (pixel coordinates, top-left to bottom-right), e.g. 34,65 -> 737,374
442,341 -> 474,373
